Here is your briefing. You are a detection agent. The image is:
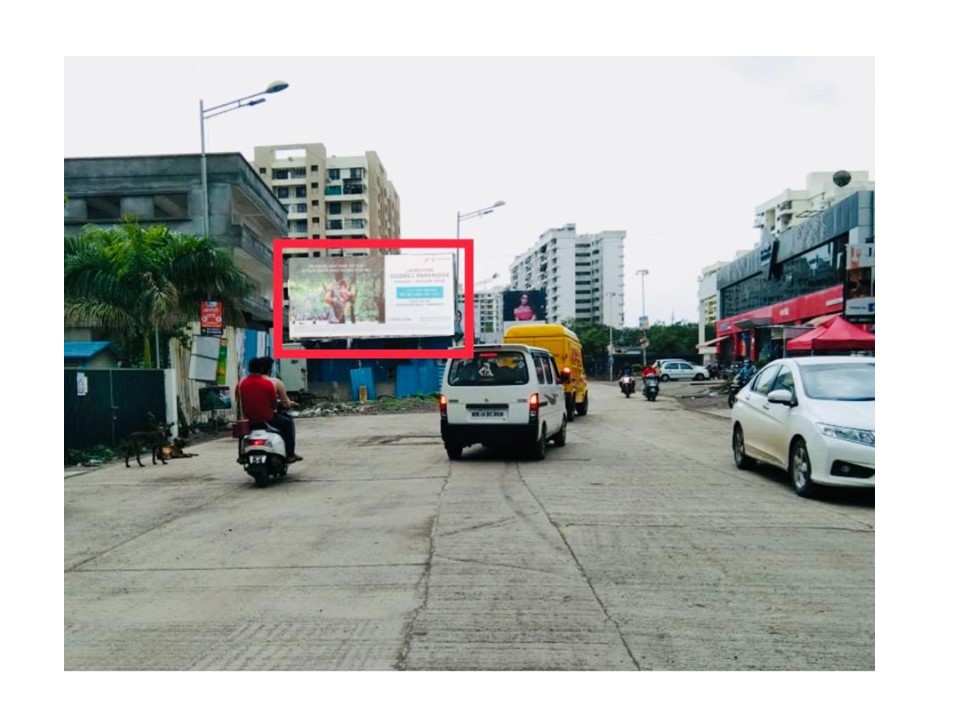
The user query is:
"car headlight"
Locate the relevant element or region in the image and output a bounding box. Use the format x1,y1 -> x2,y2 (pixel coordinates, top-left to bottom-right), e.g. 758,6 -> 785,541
816,423 -> 875,447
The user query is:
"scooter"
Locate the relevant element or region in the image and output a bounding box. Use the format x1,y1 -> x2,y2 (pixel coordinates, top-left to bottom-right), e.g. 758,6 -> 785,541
642,375 -> 659,401
727,375 -> 748,408
619,374 -> 636,398
237,421 -> 290,488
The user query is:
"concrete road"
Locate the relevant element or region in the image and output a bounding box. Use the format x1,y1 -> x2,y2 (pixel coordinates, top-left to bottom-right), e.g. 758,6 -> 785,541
64,380 -> 874,670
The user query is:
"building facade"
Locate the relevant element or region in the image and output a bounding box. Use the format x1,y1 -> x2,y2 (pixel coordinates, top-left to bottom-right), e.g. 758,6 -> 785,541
64,153 -> 289,330
754,171 -> 874,237
509,223 -> 626,327
715,177 -> 875,364
253,144 -> 400,249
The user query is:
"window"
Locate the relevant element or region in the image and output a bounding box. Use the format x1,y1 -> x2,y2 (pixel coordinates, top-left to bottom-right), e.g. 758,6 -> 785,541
350,167 -> 364,179
259,167 -> 266,174
751,365 -> 780,395
272,168 -> 289,180
771,368 -> 795,395
277,187 -> 290,199
344,183 -> 365,195
311,182 -> 319,190
533,355 -> 547,384
351,201 -> 363,213
152,193 -> 188,219
448,351 -> 529,386
350,219 -> 365,229
311,200 -> 319,207
326,219 -> 343,230
86,195 -> 122,220
327,168 -> 341,180
539,354 -> 554,384
328,202 -> 342,215
290,219 -> 308,233
325,186 -> 343,196
310,164 -> 319,172
294,203 -> 308,213
295,186 -> 307,199
289,167 -> 306,178
312,217 -> 320,224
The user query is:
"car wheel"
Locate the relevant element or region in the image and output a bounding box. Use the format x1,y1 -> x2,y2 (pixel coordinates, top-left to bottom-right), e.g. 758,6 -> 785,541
445,444 -> 463,460
530,425 -> 547,460
660,374 -> 670,382
554,417 -> 567,447
576,394 -> 588,416
732,424 -> 756,470
694,373 -> 705,381
789,438 -> 818,498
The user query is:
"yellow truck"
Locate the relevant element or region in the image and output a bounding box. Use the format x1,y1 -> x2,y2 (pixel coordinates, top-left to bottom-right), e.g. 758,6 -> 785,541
503,323 -> 588,421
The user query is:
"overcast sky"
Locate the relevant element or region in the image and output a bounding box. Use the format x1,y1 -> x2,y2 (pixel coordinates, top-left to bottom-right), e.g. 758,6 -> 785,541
64,56 -> 874,326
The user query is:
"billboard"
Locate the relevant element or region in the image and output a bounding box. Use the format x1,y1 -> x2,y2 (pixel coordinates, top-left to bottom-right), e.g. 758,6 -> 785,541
502,289 -> 546,323
844,244 -> 875,324
276,239 -> 474,360
288,252 -> 455,339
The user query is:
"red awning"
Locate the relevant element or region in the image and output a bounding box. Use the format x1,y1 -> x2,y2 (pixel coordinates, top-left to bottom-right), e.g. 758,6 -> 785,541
787,316 -> 875,352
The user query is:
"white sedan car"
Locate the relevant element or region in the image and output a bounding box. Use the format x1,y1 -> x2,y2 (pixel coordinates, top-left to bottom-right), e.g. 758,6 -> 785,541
730,356 -> 875,497
656,359 -> 710,382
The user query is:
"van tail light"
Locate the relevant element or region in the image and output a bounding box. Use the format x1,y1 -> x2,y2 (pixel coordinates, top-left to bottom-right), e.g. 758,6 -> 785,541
563,367 -> 571,375
439,394 -> 448,419
529,393 -> 540,419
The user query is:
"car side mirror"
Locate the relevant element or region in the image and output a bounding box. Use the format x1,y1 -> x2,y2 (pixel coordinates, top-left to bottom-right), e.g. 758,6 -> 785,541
559,370 -> 571,384
767,389 -> 796,406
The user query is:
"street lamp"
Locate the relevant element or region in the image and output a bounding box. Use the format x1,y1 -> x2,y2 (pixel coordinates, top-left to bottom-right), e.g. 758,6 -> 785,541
455,200 -> 506,321
637,269 -> 649,366
605,291 -> 618,381
200,80 -> 289,239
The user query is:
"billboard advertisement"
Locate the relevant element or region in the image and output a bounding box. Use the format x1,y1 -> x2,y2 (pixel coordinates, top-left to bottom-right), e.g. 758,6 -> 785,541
502,289 -> 546,323
276,239 -> 473,360
288,252 -> 455,339
199,300 -> 224,336
844,244 -> 875,324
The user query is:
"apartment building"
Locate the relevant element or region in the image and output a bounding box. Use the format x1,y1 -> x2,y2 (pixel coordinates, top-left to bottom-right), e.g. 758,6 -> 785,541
509,224 -> 625,327
754,170 -> 874,237
253,143 -> 400,253
458,286 -> 506,344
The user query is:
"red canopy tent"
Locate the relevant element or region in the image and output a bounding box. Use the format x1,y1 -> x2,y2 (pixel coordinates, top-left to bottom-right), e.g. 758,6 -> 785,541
786,316 -> 875,353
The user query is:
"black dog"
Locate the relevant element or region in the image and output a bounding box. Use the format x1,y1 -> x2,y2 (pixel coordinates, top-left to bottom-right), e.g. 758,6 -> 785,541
125,429 -> 168,468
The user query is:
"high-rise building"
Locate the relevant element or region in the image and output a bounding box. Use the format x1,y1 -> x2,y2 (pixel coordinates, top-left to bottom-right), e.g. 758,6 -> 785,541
459,285 -> 506,344
509,223 -> 625,327
754,171 -> 874,236
253,143 -> 400,251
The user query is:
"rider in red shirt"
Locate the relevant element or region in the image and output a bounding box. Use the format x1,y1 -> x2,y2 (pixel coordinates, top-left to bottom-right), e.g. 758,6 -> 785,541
236,356 -> 301,462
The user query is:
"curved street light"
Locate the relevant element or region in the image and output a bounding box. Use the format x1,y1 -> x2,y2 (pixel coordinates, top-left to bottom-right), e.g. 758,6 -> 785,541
455,200 -> 506,298
637,269 -> 650,365
200,81 -> 290,238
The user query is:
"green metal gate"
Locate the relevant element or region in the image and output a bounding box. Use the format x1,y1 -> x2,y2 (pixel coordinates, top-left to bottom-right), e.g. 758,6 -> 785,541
64,369 -> 167,449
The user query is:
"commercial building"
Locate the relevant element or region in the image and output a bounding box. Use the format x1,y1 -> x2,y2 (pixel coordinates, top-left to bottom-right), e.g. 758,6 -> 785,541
509,223 -> 626,327
713,171 -> 875,363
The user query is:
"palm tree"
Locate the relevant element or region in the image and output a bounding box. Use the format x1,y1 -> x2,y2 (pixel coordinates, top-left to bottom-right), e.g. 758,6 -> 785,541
64,218 -> 253,367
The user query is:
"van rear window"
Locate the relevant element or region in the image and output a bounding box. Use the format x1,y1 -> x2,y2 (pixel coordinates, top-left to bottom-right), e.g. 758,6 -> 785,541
448,351 -> 530,386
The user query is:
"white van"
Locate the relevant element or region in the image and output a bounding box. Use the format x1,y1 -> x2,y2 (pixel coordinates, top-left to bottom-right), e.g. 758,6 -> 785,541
440,344 -> 569,460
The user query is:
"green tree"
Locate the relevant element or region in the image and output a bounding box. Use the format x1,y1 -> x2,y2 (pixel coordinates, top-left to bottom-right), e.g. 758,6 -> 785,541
64,219 -> 253,367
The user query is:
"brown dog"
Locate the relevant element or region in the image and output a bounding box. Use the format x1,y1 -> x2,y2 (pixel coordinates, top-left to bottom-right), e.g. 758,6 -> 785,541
125,429 -> 168,468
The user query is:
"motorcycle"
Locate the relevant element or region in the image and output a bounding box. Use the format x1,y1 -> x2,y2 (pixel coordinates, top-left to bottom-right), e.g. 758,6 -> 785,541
727,375 -> 749,408
237,419 -> 291,488
642,375 -> 659,401
619,374 -> 636,398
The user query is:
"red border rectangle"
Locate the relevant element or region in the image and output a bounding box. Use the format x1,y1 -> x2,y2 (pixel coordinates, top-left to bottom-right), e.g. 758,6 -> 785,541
273,239 -> 474,360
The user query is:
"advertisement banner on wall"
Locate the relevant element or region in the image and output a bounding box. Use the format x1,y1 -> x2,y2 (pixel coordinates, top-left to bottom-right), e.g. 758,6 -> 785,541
199,300 -> 224,337
287,252 -> 455,339
844,244 -> 875,324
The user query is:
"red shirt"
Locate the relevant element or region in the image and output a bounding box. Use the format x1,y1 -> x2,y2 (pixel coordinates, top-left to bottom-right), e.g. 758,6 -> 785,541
237,374 -> 277,422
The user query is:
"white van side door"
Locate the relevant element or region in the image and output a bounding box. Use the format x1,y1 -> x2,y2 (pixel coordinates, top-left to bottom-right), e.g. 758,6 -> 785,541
533,351 -> 563,435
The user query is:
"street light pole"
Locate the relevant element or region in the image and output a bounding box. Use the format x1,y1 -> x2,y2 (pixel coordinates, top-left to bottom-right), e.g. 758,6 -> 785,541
606,291 -> 617,381
200,80 -> 289,239
455,201 -> 506,334
637,269 -> 649,366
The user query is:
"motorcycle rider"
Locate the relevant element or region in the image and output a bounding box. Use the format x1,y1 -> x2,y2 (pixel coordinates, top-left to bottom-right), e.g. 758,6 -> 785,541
236,356 -> 302,463
737,359 -> 757,384
641,363 -> 658,378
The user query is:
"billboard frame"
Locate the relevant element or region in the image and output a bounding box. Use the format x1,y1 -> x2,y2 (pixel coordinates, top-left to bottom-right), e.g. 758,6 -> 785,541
273,239 -> 474,360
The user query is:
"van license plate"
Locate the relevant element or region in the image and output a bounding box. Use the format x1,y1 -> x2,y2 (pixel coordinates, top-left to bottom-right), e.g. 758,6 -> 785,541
471,410 -> 505,420
249,455 -> 266,464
